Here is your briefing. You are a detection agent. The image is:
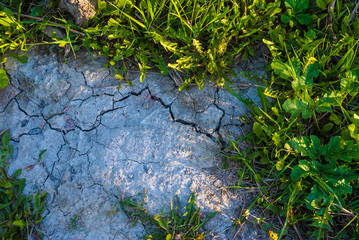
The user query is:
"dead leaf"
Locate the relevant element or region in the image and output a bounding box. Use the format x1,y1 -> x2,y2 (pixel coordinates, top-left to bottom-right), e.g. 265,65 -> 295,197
25,164 -> 37,170
347,1 -> 359,26
327,1 -> 337,41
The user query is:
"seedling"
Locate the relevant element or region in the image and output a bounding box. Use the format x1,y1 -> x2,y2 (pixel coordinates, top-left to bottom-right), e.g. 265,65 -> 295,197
70,214 -> 80,231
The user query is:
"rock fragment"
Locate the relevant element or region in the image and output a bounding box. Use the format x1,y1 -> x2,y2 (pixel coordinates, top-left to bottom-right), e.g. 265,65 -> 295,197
60,0 -> 97,26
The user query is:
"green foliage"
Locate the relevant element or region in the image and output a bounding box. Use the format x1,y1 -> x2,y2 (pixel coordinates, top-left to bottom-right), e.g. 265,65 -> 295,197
0,69 -> 9,88
0,131 -> 47,239
287,136 -> 358,238
0,7 -> 27,60
281,0 -> 312,27
117,191 -> 216,239
1,0 -> 283,89
226,0 -> 359,238
1,0 -> 359,239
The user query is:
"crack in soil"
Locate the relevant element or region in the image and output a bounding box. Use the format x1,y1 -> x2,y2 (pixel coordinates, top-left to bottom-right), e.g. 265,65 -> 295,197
2,52 -> 259,239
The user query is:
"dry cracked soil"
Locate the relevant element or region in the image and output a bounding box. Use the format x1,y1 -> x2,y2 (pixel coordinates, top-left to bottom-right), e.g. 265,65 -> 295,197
1,48 -> 268,240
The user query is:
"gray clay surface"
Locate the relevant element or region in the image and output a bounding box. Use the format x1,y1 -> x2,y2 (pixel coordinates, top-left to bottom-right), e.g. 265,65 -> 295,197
1,48 -> 268,240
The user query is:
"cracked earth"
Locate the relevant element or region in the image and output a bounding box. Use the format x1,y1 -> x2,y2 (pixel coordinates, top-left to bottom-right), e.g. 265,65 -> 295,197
1,48 -> 268,239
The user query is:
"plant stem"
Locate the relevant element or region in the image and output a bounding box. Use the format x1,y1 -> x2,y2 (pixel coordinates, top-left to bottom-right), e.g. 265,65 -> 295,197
13,12 -> 85,37
293,224 -> 303,240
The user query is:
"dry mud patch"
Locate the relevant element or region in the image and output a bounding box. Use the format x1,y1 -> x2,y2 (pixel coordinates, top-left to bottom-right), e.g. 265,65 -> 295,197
1,49 -> 268,239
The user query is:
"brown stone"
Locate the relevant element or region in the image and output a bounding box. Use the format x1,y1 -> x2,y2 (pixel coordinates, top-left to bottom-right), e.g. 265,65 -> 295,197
59,0 -> 97,27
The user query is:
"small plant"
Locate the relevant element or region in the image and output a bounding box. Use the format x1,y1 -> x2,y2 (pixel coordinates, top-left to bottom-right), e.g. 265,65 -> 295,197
117,191 -> 216,240
0,130 -> 47,239
70,213 -> 80,231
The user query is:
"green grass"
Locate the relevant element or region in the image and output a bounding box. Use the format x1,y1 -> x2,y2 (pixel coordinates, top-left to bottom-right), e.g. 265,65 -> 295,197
1,0 -> 359,239
0,131 -> 47,239
117,191 -> 216,240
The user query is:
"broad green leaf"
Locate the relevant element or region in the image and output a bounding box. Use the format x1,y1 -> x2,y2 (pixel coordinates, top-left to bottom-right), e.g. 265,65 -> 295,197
306,185 -> 325,210
5,188 -> 14,197
283,98 -> 312,119
292,76 -> 311,91
307,135 -> 324,159
305,30 -> 317,39
324,136 -> 359,164
309,214 -> 332,235
0,69 -> 9,88
329,178 -> 353,196
13,220 -> 26,229
316,91 -> 343,113
12,169 -> 22,178
255,174 -> 263,184
318,164 -> 357,195
290,58 -> 301,77
341,69 -> 359,97
285,0 -> 310,13
281,15 -> 296,27
290,136 -> 311,156
315,99 -> 332,113
271,60 -> 292,79
297,13 -> 311,25
289,135 -> 324,160
291,160 -> 311,181
18,178 -> 26,193
304,62 -> 319,82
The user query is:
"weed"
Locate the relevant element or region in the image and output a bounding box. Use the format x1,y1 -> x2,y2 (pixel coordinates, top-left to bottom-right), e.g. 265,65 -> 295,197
0,131 -> 47,239
0,0 -> 281,89
224,0 -> 359,238
70,214 -> 80,231
116,191 -> 216,240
